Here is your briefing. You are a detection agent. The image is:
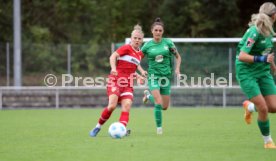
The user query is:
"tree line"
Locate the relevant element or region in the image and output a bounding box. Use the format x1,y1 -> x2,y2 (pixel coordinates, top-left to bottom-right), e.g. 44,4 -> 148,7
2,0 -> 271,43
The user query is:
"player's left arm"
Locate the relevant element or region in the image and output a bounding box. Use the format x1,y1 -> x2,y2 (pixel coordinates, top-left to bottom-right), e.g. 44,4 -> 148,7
270,53 -> 276,75
168,39 -> 181,75
173,51 -> 181,76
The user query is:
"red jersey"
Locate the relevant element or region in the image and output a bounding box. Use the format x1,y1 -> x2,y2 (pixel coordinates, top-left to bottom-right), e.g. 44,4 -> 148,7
116,44 -> 144,77
106,44 -> 143,102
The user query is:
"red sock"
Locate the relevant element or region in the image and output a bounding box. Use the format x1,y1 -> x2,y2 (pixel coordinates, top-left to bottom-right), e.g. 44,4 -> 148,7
98,107 -> 113,125
119,111 -> 129,127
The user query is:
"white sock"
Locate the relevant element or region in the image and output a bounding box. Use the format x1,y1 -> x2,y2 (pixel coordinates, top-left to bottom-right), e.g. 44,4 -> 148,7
263,135 -> 273,144
157,127 -> 163,134
95,123 -> 101,128
247,102 -> 256,112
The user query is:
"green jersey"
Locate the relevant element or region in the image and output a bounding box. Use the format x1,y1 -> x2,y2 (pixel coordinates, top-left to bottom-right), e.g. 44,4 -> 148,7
236,25 -> 273,77
141,38 -> 176,76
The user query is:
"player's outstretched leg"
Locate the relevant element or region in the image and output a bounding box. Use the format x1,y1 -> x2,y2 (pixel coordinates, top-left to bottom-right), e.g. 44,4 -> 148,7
243,100 -> 255,124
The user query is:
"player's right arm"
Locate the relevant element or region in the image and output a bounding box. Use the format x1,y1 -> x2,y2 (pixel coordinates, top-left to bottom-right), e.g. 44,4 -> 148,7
239,51 -> 274,63
238,27 -> 275,64
109,52 -> 119,76
238,51 -> 255,63
238,28 -> 258,63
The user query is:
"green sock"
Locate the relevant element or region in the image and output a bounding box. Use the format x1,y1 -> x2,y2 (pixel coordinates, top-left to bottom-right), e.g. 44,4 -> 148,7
154,104 -> 162,127
257,119 -> 270,136
148,95 -> 155,103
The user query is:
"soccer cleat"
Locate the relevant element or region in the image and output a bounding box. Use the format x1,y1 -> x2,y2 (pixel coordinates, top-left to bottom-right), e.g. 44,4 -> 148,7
125,129 -> 131,136
89,127 -> 101,137
143,90 -> 150,104
157,127 -> 163,135
264,141 -> 276,149
243,100 -> 253,124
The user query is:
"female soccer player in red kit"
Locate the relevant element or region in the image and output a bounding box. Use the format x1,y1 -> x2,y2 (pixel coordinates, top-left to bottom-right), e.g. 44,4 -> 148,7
90,24 -> 147,137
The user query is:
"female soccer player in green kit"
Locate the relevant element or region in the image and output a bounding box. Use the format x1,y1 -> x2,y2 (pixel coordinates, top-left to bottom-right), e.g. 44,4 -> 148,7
236,2 -> 276,149
142,18 -> 181,135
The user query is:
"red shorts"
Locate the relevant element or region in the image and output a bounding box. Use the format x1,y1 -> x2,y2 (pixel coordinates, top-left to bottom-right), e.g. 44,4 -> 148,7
106,75 -> 134,102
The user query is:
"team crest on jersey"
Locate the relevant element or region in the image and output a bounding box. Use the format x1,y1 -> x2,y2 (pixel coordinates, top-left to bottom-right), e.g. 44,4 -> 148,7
164,46 -> 169,50
246,38 -> 255,47
155,55 -> 163,62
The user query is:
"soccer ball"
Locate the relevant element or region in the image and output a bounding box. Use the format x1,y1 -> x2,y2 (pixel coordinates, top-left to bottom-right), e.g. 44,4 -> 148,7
108,122 -> 127,139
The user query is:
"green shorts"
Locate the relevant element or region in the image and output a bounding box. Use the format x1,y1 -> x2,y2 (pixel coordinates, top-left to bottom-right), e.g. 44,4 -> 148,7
148,75 -> 171,95
237,73 -> 276,99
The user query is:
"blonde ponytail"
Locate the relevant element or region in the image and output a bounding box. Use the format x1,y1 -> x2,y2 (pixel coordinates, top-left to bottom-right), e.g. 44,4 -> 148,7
249,2 -> 276,37
248,13 -> 274,37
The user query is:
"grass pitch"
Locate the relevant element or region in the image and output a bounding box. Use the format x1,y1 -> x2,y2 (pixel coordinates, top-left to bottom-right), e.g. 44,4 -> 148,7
0,108 -> 275,161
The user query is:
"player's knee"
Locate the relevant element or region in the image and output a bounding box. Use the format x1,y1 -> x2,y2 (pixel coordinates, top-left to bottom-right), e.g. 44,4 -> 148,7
122,104 -> 131,112
108,104 -> 117,111
268,105 -> 276,113
120,99 -> 132,112
258,105 -> 268,114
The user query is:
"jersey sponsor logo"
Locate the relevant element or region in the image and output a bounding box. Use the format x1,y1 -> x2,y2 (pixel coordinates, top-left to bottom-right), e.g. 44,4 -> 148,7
246,38 -> 255,47
131,58 -> 140,65
155,55 -> 163,62
164,46 -> 169,50
118,55 -> 140,65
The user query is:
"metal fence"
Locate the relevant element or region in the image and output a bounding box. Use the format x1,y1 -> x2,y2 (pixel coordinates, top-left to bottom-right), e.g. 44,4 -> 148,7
0,86 -> 245,109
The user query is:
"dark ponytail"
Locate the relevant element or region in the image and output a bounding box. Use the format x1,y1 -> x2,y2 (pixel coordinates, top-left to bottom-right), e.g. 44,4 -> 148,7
151,17 -> 164,29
